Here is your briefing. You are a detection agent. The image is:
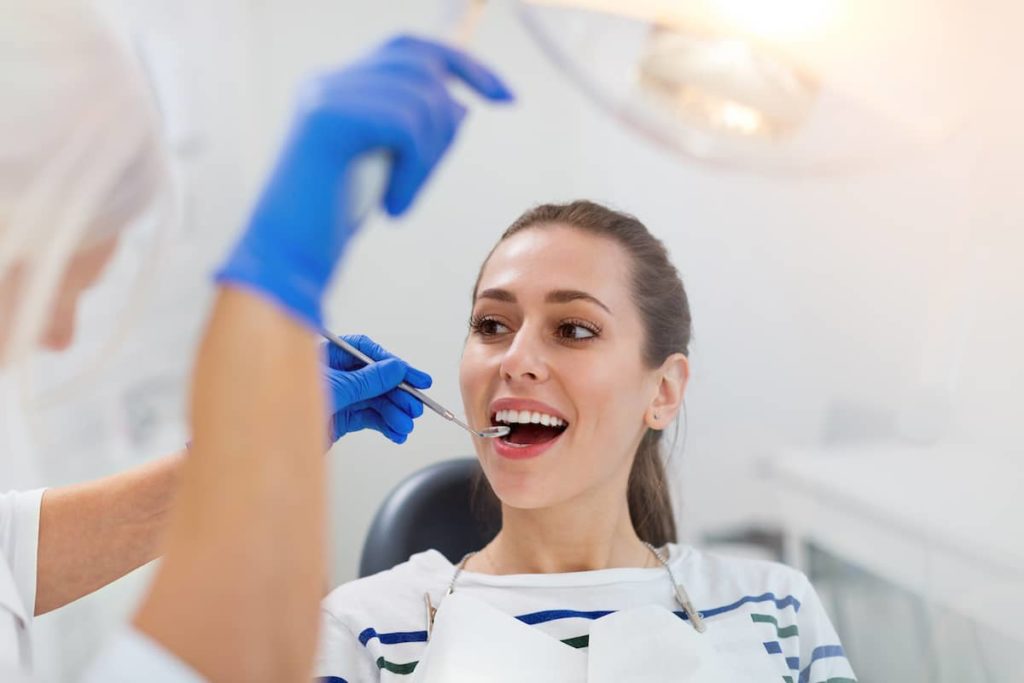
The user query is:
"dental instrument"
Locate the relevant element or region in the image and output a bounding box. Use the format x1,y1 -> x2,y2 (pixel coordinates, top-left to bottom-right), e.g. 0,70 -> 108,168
321,330 -> 510,439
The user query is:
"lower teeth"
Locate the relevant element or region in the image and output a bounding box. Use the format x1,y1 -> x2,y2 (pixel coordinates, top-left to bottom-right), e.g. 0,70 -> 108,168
500,423 -> 566,446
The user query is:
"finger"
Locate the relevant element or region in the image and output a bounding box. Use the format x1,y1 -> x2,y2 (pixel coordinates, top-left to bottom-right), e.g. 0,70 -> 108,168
384,430 -> 408,445
341,358 -> 409,404
383,387 -> 424,419
371,396 -> 416,435
362,405 -> 411,444
404,365 -> 433,390
341,334 -> 395,362
323,340 -> 371,372
386,35 -> 515,102
334,407 -> 408,444
319,78 -> 456,216
381,96 -> 462,215
324,333 -> 395,371
336,335 -> 432,390
323,341 -> 360,372
327,363 -> 430,414
331,406 -> 377,442
325,369 -> 392,411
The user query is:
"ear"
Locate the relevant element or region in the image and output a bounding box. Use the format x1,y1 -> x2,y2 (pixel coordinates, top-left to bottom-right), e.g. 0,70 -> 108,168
645,353 -> 689,430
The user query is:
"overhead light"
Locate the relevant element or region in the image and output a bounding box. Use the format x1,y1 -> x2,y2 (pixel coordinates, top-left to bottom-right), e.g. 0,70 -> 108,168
516,0 -> 972,172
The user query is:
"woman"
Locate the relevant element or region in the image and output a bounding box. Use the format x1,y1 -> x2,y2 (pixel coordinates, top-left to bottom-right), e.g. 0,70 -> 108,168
1,1 -> 512,680
317,201 -> 857,682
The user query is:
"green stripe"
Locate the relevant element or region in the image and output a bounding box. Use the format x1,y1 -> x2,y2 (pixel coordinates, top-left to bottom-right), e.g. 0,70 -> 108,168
751,613 -> 799,638
783,677 -> 794,683
376,657 -> 418,675
372,636 -> 595,675
561,634 -> 590,649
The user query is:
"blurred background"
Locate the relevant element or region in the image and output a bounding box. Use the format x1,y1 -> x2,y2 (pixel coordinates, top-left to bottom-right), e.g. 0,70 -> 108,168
21,0 -> 1023,680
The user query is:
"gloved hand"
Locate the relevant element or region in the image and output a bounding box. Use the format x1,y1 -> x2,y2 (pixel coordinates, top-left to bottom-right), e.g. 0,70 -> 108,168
324,334 -> 433,444
215,35 -> 514,328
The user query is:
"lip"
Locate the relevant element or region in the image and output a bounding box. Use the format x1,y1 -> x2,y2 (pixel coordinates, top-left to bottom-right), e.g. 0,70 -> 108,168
487,397 -> 570,461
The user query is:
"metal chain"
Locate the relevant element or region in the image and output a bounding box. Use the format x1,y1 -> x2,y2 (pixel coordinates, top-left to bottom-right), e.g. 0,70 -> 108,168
643,542 -> 706,633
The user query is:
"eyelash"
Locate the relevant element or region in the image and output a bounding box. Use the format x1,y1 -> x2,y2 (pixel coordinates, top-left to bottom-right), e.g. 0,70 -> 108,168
468,315 -> 602,343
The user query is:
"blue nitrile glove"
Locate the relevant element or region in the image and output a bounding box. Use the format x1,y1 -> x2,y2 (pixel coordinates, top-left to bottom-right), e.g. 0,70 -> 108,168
215,35 -> 514,328
324,334 -> 433,444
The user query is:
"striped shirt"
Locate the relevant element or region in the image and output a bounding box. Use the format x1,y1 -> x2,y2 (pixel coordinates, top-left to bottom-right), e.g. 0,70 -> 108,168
316,544 -> 856,683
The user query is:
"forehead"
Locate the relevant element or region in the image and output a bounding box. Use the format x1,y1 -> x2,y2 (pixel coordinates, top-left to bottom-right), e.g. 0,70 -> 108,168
477,225 -> 632,306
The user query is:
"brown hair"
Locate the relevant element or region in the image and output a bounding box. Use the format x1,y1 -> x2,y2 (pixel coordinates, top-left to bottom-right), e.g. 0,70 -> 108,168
470,200 -> 691,547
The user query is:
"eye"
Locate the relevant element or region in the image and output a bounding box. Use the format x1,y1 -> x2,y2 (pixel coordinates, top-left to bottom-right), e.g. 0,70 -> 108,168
470,315 -> 510,336
556,320 -> 600,341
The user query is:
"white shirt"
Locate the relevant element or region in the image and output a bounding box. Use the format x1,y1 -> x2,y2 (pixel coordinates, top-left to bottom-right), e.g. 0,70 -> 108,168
0,489 -> 45,675
317,544 -> 857,682
0,487 -> 203,682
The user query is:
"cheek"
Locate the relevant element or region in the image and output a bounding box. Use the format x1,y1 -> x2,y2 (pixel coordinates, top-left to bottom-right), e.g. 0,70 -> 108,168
574,357 -> 645,429
563,356 -> 651,470
459,342 -> 492,404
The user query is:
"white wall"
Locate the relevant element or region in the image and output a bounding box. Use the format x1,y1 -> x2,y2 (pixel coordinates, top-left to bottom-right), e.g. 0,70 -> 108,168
240,0 -> 1024,577
26,0 -> 1023,679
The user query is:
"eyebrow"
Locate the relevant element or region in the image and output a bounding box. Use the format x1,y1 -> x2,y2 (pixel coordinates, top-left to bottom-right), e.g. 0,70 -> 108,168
476,288 -> 612,314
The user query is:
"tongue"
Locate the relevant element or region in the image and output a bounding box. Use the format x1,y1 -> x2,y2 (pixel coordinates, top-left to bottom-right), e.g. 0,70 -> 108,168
507,423 -> 563,446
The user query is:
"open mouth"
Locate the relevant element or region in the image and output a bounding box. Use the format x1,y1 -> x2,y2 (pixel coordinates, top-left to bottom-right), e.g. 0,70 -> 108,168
491,409 -> 569,446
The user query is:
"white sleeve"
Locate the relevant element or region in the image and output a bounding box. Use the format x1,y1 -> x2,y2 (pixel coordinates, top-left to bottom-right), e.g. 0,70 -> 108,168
81,628 -> 205,683
794,573 -> 858,683
314,609 -> 380,682
0,488 -> 46,620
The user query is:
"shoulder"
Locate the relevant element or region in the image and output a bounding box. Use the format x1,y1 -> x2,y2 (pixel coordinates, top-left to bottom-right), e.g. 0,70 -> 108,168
318,551 -> 455,680
322,549 -> 454,633
669,544 -> 816,612
672,545 -> 855,679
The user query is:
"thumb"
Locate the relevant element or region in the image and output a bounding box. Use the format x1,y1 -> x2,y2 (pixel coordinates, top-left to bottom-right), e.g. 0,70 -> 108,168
340,358 -> 409,405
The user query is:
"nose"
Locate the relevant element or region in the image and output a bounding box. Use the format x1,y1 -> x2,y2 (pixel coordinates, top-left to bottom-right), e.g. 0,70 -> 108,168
499,324 -> 549,384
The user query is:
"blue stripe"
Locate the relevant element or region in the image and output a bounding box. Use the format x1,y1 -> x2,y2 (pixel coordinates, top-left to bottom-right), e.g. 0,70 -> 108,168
318,678 -> 348,683
515,609 -> 615,625
764,641 -> 783,654
358,627 -> 428,646
798,645 -> 846,683
356,592 -> 801,647
786,657 -> 801,671
699,592 -> 802,619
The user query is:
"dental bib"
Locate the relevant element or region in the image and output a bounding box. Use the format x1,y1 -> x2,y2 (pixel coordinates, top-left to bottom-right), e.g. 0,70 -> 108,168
411,592 -> 782,682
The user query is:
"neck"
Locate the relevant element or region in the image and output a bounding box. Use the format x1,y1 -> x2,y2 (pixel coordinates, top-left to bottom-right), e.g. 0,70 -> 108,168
478,488 -> 652,575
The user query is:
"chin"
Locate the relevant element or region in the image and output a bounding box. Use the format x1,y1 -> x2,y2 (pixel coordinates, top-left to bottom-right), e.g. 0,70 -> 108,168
483,464 -> 573,511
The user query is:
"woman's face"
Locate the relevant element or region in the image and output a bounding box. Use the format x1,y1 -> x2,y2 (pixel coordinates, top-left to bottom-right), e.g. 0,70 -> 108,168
459,225 -> 686,511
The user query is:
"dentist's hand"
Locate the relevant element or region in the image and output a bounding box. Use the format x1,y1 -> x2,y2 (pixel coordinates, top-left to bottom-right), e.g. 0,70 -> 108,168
324,335 -> 433,444
215,35 -> 514,329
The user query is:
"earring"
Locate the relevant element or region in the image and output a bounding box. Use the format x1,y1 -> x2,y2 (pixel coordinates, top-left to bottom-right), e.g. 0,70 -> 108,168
653,412 -> 660,421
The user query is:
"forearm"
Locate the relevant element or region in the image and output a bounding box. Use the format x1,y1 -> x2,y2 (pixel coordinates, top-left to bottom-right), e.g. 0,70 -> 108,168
133,288 -> 327,683
35,451 -> 184,616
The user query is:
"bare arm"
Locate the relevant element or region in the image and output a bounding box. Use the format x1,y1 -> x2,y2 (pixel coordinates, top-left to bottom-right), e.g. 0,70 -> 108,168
133,288 -> 327,683
35,451 -> 184,615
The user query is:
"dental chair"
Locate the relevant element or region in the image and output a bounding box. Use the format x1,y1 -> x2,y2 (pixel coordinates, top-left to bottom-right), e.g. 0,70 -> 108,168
358,458 -> 499,578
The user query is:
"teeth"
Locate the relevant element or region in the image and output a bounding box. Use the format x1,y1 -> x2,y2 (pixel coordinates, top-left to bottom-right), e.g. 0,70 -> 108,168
493,409 -> 567,427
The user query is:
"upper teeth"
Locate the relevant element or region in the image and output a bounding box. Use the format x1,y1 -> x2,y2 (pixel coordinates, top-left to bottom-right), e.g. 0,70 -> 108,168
494,410 -> 566,427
